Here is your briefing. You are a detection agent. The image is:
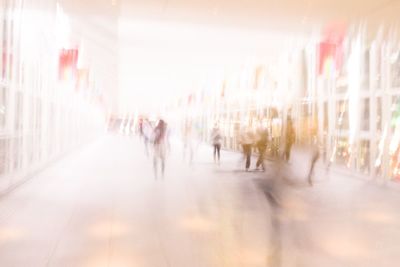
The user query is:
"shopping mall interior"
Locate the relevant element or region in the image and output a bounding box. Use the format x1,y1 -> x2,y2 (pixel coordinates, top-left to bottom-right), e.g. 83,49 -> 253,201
0,0 -> 400,266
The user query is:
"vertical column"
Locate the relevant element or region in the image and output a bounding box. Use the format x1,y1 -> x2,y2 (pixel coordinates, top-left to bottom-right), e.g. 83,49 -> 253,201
327,76 -> 336,164
348,36 -> 362,170
369,42 -> 378,178
382,42 -> 392,181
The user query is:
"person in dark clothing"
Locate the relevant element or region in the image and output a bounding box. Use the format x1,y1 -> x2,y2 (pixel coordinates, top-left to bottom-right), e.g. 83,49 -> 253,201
210,124 -> 222,164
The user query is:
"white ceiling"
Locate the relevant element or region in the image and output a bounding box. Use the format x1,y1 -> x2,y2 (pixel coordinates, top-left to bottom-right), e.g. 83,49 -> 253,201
120,0 -> 399,33
62,0 -> 400,33
62,0 -> 400,114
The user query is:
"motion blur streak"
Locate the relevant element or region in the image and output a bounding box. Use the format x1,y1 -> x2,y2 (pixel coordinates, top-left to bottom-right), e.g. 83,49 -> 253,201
0,0 -> 400,267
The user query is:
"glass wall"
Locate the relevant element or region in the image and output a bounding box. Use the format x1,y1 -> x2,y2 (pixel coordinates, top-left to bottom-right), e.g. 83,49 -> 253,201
171,26 -> 400,182
314,29 -> 400,181
0,0 -> 106,193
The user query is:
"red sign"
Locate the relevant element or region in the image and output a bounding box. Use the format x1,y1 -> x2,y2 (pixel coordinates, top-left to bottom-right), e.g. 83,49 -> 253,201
59,49 -> 79,81
318,23 -> 346,75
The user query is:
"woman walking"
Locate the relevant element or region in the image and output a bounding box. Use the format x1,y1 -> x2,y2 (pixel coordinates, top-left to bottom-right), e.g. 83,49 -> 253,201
210,124 -> 222,164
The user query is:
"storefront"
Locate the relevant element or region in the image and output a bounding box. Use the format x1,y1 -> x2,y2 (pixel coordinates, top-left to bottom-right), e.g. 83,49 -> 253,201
171,25 -> 400,181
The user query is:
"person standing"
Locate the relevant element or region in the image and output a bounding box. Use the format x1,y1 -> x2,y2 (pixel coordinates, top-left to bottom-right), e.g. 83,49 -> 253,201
210,124 -> 222,164
239,126 -> 255,171
153,119 -> 167,179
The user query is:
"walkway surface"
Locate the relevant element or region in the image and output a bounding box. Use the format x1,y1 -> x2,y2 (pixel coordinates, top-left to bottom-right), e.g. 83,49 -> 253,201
0,134 -> 399,267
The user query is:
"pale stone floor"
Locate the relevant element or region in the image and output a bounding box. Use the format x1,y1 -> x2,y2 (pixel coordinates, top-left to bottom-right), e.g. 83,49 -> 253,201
0,134 -> 398,267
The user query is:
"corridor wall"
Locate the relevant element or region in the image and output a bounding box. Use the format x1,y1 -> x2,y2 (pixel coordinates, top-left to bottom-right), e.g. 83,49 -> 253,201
0,0 -> 106,193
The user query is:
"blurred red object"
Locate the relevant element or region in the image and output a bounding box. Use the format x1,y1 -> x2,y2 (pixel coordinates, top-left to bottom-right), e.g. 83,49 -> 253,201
59,48 -> 79,81
318,22 -> 346,76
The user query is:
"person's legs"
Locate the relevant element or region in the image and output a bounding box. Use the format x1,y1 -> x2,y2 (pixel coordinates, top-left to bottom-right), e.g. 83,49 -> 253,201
256,145 -> 262,168
307,151 -> 319,185
242,145 -> 248,170
285,143 -> 292,161
144,137 -> 149,156
243,144 -> 251,170
153,156 -> 158,179
153,144 -> 165,179
256,145 -> 266,169
161,156 -> 165,177
160,145 -> 166,178
256,151 -> 261,168
213,144 -> 217,162
216,144 -> 221,161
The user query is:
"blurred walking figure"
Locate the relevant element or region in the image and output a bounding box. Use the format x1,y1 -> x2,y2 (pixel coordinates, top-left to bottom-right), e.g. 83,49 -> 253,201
284,117 -> 296,162
239,126 -> 255,171
210,123 -> 222,164
306,142 -> 320,186
256,159 -> 311,267
255,121 -> 269,171
138,117 -> 143,137
153,119 -> 168,179
142,119 -> 153,156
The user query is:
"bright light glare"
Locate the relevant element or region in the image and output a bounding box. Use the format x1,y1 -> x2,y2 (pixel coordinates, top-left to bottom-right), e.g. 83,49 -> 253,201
118,19 -> 308,114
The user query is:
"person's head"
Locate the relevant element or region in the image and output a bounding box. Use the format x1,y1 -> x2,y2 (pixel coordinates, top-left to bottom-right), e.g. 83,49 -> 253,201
157,119 -> 165,127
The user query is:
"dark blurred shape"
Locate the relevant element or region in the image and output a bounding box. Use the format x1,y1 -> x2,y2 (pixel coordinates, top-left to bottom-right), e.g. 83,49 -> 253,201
284,117 -> 296,162
153,119 -> 168,179
239,126 -> 256,171
255,122 -> 269,171
210,123 -> 222,164
255,158 -> 312,267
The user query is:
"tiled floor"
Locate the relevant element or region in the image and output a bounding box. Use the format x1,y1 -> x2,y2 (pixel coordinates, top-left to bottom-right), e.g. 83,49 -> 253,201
0,135 -> 399,267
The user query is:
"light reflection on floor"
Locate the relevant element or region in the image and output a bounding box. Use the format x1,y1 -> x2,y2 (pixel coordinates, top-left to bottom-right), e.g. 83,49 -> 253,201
0,136 -> 398,266
0,226 -> 26,243
179,215 -> 217,233
88,220 -> 131,239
